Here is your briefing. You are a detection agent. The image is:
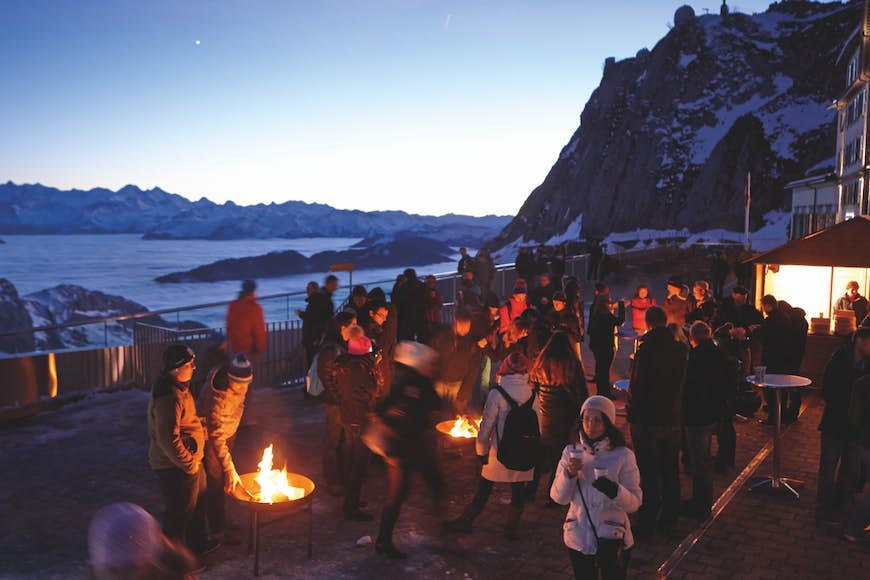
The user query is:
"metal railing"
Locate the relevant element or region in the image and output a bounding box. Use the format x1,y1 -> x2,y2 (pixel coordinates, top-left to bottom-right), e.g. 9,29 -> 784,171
0,253 -> 589,410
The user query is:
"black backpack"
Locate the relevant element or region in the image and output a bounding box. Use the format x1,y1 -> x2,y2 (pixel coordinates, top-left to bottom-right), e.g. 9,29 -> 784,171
494,385 -> 540,471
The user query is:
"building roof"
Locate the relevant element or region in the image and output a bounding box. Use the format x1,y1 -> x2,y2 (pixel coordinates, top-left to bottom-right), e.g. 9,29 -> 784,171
749,216 -> 870,268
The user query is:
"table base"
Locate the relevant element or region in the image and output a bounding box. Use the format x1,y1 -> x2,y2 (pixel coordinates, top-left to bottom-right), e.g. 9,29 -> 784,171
749,476 -> 803,500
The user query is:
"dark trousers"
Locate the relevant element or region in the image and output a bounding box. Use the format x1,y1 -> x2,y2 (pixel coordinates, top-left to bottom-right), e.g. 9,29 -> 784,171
155,466 -> 207,550
341,424 -> 370,515
592,346 -> 615,399
818,431 -> 859,512
323,403 -> 344,489
530,441 -> 568,498
685,424 -> 715,512
471,476 -> 526,512
203,435 -> 235,535
845,448 -> 870,535
715,416 -> 736,469
568,541 -> 630,580
630,423 -> 681,534
377,441 -> 444,544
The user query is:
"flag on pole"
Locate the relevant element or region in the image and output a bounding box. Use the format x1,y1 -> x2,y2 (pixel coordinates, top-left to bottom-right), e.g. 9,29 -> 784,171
743,171 -> 751,250
744,171 -> 751,208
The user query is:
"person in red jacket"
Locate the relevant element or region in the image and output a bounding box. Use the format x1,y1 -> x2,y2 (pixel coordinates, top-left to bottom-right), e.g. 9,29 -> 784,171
225,280 -> 267,361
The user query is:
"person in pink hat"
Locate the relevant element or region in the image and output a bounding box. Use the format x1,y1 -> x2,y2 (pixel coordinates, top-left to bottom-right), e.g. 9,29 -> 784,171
334,327 -> 383,521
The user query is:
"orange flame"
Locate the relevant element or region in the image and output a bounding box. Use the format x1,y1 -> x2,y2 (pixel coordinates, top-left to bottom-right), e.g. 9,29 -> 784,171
449,416 -> 481,438
255,444 -> 304,504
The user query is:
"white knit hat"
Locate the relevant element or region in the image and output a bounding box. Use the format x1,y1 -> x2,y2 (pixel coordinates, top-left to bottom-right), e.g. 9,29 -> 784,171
581,395 -> 617,425
394,341 -> 438,374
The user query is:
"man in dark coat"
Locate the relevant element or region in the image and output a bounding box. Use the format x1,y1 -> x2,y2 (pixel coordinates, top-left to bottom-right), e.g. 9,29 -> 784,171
302,275 -> 339,366
835,281 -> 869,327
628,306 -> 689,539
817,326 -> 870,518
715,285 -> 763,331
515,247 -> 536,287
530,272 -> 556,313
753,295 -> 793,423
429,308 -> 483,415
395,269 -> 428,341
682,322 -> 736,517
587,283 -> 625,400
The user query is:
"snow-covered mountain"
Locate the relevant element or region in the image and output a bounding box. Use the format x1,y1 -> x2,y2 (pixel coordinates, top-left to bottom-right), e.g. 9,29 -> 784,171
0,182 -> 510,246
0,279 -> 172,353
490,1 -> 853,250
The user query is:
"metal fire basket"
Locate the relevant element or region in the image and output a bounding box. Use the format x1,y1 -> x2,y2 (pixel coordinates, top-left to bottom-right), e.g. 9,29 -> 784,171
230,472 -> 316,576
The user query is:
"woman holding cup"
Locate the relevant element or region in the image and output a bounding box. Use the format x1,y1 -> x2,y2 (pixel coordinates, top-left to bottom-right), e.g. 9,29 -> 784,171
550,396 -> 642,579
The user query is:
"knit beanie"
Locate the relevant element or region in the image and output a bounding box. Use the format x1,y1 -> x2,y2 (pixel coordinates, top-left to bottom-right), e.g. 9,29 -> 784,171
89,503 -> 162,568
348,335 -> 373,355
497,351 -> 529,376
580,395 -> 617,426
162,344 -> 195,371
227,354 -> 253,383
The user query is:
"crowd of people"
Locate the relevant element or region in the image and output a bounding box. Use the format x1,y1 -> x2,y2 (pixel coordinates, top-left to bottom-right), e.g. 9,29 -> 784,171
89,246 -> 870,579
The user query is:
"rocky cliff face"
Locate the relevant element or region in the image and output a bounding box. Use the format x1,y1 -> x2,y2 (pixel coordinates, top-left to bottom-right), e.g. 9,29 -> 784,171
0,280 -> 171,353
490,1 -> 855,249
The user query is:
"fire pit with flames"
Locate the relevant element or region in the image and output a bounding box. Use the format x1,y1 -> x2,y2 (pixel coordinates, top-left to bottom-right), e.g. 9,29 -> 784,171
230,444 -> 315,576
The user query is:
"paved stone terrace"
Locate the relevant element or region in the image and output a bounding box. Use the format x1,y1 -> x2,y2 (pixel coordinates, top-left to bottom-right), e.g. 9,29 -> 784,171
2,375 -> 867,579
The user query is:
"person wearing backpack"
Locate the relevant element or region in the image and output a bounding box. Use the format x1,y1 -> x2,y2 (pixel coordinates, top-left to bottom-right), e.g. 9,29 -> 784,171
443,352 -> 540,539
315,310 -> 358,497
550,396 -> 642,580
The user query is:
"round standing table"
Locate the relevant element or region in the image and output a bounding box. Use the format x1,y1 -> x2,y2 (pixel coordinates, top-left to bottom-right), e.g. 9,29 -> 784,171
747,373 -> 812,499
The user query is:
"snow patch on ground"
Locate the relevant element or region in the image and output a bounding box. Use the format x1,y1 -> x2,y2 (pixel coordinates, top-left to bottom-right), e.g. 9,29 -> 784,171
603,210 -> 789,253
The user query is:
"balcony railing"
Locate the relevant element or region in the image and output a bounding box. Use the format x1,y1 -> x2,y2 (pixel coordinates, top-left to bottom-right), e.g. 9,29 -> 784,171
0,254 -> 589,411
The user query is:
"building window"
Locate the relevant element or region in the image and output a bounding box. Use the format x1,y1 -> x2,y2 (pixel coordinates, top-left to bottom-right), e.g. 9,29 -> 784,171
846,90 -> 866,126
843,181 -> 860,206
844,137 -> 863,167
848,53 -> 860,86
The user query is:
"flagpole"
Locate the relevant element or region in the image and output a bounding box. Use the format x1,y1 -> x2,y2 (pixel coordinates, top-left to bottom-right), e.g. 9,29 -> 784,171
743,171 -> 751,251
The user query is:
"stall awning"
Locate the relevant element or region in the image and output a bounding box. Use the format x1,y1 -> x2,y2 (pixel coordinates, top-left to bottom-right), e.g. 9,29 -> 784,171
749,216 -> 870,268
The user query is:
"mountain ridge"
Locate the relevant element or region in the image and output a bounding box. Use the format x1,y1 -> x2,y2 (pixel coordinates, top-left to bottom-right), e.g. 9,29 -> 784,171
0,181 -> 510,246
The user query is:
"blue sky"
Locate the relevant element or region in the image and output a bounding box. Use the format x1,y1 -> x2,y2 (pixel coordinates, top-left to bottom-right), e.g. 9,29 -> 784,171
1,0 -> 780,216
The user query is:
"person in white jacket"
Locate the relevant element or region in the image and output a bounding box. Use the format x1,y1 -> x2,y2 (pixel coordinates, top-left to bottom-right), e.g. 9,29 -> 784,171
443,351 -> 540,539
550,395 -> 642,580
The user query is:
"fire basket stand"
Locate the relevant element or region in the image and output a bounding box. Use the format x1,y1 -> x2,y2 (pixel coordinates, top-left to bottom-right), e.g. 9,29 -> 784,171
230,472 -> 316,576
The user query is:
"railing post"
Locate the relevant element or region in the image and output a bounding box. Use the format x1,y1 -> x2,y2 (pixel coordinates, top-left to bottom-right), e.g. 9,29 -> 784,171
104,321 -> 108,348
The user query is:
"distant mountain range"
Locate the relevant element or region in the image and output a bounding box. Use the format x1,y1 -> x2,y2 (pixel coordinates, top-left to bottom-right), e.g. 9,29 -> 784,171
0,182 -> 510,246
490,1 -> 852,250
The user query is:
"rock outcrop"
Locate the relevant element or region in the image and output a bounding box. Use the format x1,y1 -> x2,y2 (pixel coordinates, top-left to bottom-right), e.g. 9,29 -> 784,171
490,1 -> 855,249
156,236 -> 456,283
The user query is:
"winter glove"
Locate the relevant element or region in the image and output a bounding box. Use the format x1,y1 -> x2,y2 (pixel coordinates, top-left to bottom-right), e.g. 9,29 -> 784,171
592,476 -> 618,499
478,454 -> 489,465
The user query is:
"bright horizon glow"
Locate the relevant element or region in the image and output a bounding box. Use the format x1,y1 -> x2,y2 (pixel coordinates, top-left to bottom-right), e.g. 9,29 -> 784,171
0,0 -> 779,217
